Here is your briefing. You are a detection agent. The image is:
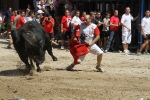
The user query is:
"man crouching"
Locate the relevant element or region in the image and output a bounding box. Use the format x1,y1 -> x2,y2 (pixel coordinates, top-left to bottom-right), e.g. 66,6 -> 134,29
66,15 -> 104,72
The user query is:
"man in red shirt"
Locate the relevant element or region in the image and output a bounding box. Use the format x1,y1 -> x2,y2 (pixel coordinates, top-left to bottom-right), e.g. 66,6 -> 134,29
16,11 -> 26,29
43,13 -> 55,43
61,9 -> 72,50
105,10 -> 120,53
11,10 -> 17,24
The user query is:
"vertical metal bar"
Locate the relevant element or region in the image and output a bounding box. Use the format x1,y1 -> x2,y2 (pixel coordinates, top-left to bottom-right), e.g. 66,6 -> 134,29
89,0 -> 91,13
83,0 -> 84,11
95,0 -> 97,11
131,0 -> 133,14
102,0 -> 105,14
148,0 -> 150,9
139,0 -> 145,47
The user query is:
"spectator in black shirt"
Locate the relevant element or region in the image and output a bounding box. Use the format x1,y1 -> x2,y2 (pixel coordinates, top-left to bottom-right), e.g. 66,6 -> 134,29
90,11 -> 97,24
95,12 -> 104,48
2,7 -> 12,37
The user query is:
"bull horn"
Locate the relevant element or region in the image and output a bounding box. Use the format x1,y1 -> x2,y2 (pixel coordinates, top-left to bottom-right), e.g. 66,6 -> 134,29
51,41 -> 59,45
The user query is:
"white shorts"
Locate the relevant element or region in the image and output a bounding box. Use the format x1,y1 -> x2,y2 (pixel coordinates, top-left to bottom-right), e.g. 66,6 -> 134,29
77,44 -> 103,63
122,31 -> 132,44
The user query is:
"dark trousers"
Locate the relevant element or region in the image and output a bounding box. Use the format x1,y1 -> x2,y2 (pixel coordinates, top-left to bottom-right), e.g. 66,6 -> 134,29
106,30 -> 121,51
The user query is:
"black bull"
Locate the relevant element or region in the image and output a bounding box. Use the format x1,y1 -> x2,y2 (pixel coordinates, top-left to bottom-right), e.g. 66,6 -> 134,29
11,21 -> 57,72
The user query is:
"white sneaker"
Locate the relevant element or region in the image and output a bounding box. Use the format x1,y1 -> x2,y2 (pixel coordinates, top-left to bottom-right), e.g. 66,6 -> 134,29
104,50 -> 107,53
119,50 -> 122,53
61,46 -> 64,50
123,50 -> 128,54
96,66 -> 104,72
127,50 -> 131,53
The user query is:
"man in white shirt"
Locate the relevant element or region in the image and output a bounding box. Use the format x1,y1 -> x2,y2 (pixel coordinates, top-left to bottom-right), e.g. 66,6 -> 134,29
25,11 -> 35,22
137,10 -> 150,55
121,7 -> 138,54
0,16 -> 2,32
66,15 -> 104,72
71,10 -> 82,34
0,15 -> 2,38
36,0 -> 46,11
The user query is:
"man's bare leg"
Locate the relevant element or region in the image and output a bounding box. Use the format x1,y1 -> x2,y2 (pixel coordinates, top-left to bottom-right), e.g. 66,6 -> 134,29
123,44 -> 127,51
139,40 -> 149,52
96,54 -> 104,72
97,54 -> 103,67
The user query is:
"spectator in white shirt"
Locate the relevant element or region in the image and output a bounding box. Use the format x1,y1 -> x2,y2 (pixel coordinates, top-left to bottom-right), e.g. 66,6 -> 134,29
36,0 -> 46,11
121,7 -> 138,54
25,11 -> 35,22
137,10 -> 150,55
0,13 -> 2,36
71,10 -> 82,37
71,10 -> 82,27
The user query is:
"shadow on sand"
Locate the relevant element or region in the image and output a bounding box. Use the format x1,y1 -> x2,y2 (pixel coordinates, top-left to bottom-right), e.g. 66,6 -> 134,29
0,68 -> 29,77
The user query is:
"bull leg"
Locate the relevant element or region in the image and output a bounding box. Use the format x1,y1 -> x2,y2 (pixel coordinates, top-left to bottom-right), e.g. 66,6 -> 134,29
45,34 -> 58,61
36,63 -> 41,72
29,57 -> 35,70
17,52 -> 31,70
47,47 -> 57,61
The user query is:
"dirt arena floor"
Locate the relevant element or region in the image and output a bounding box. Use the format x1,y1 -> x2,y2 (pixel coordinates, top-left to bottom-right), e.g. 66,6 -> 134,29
0,39 -> 150,100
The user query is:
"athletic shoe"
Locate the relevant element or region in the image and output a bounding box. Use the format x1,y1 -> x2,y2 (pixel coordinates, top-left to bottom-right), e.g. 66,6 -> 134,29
137,51 -> 142,55
127,50 -> 131,53
143,52 -> 150,55
104,50 -> 107,53
96,66 -> 104,72
61,46 -> 64,50
0,33 -> 4,38
100,48 -> 104,51
7,46 -> 12,49
119,50 -> 122,53
66,64 -> 74,71
123,50 -> 128,54
113,50 -> 122,53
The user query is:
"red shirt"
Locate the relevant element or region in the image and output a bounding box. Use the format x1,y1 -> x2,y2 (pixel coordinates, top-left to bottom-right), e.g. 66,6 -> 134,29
61,15 -> 72,31
110,16 -> 120,31
16,16 -> 25,29
80,16 -> 85,22
11,15 -> 16,23
43,17 -> 54,34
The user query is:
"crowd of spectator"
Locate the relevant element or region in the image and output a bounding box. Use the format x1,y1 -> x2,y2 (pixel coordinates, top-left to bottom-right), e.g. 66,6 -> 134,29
1,0 -> 150,55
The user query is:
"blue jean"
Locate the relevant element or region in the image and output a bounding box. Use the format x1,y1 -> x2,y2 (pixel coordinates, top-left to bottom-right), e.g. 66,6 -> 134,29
105,31 -> 115,51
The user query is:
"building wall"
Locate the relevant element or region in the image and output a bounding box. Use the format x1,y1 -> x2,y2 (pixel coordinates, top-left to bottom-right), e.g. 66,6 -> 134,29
0,0 -> 19,10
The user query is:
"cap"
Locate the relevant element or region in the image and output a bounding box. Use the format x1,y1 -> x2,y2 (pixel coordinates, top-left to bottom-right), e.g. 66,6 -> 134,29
37,10 -> 44,14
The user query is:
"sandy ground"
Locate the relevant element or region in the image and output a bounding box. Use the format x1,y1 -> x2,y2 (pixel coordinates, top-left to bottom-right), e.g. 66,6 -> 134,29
0,38 -> 150,100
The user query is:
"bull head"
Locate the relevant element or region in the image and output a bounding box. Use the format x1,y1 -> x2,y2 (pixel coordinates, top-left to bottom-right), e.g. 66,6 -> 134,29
22,32 -> 38,48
